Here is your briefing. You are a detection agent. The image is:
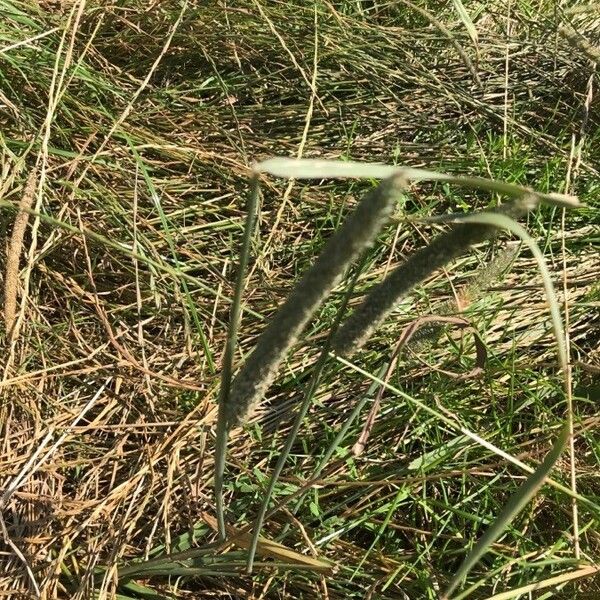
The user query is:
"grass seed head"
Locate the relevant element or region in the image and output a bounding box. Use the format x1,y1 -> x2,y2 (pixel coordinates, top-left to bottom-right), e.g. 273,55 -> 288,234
226,173 -> 407,428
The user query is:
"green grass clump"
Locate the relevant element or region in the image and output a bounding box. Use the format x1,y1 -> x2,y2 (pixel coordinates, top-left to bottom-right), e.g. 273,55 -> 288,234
1,1 -> 598,599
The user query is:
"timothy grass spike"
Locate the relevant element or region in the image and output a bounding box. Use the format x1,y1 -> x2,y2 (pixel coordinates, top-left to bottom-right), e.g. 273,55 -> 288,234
331,197 -> 536,356
225,173 -> 406,428
4,168 -> 38,342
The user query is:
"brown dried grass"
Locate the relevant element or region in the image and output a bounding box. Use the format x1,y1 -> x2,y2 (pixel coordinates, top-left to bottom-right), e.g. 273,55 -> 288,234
0,1 -> 598,598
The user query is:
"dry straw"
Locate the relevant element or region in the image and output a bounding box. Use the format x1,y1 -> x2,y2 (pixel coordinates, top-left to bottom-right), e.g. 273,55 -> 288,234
225,173 -> 407,428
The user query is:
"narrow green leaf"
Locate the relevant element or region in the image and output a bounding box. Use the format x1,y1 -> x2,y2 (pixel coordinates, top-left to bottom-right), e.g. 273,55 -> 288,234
117,580 -> 170,600
254,158 -> 579,208
452,0 -> 479,46
442,425 -> 570,600
408,435 -> 468,471
440,209 -> 571,598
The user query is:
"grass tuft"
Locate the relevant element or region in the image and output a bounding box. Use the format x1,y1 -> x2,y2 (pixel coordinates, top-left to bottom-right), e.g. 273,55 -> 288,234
1,1 -> 598,598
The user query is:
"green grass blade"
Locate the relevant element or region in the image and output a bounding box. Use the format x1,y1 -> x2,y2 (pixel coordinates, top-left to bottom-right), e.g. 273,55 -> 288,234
441,425 -> 570,600
117,580 -> 171,600
435,210 -> 571,598
292,361 -> 391,509
272,360 -> 393,545
255,158 -> 579,208
451,0 -> 479,47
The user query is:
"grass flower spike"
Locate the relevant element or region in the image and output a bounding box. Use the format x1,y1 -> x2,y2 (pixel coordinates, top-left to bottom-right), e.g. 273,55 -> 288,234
225,173 -> 407,427
331,196 -> 536,356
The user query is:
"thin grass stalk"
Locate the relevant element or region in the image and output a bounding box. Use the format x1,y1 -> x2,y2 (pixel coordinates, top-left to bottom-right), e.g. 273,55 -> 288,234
451,0 -> 479,47
226,173 -> 406,428
331,197 -> 535,356
215,176 -> 260,540
246,256 -> 368,573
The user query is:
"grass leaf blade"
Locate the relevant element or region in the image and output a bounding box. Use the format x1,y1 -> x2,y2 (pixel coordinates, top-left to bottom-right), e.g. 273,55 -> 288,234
451,0 -> 479,46
254,158 -> 578,208
441,425 -> 570,600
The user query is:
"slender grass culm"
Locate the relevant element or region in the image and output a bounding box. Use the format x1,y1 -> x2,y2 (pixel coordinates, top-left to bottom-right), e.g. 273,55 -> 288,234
214,175 -> 260,540
224,172 -> 407,429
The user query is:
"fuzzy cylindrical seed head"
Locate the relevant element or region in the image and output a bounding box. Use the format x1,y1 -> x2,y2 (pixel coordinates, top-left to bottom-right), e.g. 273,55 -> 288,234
225,173 -> 407,428
331,198 -> 532,357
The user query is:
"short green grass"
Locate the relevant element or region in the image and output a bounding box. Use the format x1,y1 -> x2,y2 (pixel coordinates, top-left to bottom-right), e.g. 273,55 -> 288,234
0,1 -> 598,598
